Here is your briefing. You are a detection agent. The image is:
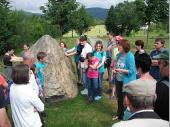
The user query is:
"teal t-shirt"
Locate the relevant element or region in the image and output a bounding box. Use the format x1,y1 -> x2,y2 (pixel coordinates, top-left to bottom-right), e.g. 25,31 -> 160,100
94,51 -> 106,73
35,62 -> 46,88
115,55 -> 125,81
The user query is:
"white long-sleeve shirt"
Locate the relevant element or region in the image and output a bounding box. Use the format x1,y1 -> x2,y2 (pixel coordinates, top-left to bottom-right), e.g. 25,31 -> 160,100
10,83 -> 44,127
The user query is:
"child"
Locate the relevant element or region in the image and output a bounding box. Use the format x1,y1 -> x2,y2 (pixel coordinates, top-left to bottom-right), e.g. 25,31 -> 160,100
30,64 -> 46,127
35,52 -> 47,97
110,60 -> 117,99
30,64 -> 44,98
86,52 -> 100,102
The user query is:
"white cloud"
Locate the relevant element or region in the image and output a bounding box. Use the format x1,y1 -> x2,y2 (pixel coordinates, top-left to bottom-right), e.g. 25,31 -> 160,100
10,0 -> 132,13
10,0 -> 48,13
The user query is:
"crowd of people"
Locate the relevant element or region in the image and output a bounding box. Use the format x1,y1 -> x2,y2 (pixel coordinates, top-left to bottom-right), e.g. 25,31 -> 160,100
63,33 -> 169,126
0,32 -> 169,127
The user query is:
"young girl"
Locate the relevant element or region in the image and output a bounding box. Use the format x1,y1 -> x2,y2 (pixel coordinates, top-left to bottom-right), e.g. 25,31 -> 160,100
10,64 -> 44,127
93,41 -> 106,100
30,64 -> 44,98
86,53 -> 100,102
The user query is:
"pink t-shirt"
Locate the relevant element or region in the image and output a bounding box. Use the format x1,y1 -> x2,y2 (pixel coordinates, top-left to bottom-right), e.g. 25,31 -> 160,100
87,57 -> 99,78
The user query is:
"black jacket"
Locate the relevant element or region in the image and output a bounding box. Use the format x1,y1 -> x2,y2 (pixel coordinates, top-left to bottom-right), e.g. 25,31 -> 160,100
154,77 -> 169,121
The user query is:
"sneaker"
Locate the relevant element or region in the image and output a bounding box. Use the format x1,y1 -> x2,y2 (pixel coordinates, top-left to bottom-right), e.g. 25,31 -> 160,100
81,89 -> 88,95
88,96 -> 94,103
94,96 -> 102,101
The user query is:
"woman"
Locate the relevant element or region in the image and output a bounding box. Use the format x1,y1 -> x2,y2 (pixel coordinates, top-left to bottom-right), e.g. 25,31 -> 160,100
60,41 -> 68,52
134,40 -> 146,57
22,44 -> 34,67
10,64 -> 44,127
112,39 -> 136,120
93,40 -> 106,100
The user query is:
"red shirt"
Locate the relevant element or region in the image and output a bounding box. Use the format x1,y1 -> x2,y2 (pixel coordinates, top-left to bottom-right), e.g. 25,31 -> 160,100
87,57 -> 99,78
0,75 -> 7,87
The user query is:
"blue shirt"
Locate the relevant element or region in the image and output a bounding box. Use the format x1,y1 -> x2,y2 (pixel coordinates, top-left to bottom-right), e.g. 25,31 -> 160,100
150,49 -> 162,81
74,46 -> 80,63
93,51 -> 106,73
35,62 -> 46,87
117,51 -> 136,85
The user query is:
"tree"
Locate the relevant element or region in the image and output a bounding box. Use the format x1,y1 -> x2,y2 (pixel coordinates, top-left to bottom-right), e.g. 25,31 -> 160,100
40,0 -> 78,38
0,0 -> 12,55
70,6 -> 94,35
105,2 -> 142,36
135,0 -> 169,47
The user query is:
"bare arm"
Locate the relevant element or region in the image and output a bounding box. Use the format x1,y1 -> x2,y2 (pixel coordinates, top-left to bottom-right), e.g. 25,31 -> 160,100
10,56 -> 23,62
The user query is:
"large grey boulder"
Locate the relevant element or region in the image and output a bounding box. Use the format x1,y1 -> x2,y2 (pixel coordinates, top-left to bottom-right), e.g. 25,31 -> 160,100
30,35 -> 78,102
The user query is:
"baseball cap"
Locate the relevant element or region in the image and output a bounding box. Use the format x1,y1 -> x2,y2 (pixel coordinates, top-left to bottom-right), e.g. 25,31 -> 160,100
153,48 -> 169,60
116,35 -> 123,41
123,79 -> 156,97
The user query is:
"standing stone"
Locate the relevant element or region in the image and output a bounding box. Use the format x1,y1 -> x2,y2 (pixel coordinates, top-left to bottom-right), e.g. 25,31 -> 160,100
30,35 -> 78,102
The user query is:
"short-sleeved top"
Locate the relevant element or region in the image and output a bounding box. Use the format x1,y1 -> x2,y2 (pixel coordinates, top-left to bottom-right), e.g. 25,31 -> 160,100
74,45 -> 80,63
150,49 -> 162,80
0,75 -> 7,86
87,57 -> 99,78
3,55 -> 12,66
35,62 -> 46,87
0,86 -> 5,109
134,50 -> 146,58
93,51 -> 106,73
115,55 -> 125,81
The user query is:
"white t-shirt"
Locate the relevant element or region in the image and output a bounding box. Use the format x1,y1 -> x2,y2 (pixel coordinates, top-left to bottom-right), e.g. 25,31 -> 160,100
10,84 -> 44,127
80,43 -> 92,68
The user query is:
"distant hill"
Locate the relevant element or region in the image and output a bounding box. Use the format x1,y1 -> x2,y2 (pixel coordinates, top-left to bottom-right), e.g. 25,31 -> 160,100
86,7 -> 108,21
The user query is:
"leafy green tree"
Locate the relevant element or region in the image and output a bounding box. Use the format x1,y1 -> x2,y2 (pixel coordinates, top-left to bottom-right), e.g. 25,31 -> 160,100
105,2 -> 142,36
70,6 -> 94,35
0,0 -> 12,55
135,0 -> 169,47
40,0 -> 78,37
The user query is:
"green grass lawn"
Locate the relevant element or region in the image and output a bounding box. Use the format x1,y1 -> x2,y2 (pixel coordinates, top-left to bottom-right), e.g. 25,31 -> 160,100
45,84 -> 118,127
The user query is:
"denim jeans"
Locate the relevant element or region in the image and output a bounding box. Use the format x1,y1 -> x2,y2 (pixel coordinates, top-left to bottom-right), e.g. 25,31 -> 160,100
87,77 -> 99,98
98,72 -> 104,96
80,68 -> 88,89
99,72 -> 104,88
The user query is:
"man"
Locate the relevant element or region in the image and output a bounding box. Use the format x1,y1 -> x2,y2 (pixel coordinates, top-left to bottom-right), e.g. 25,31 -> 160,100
79,35 -> 93,95
106,32 -> 120,94
112,79 -> 169,127
0,86 -> 11,127
150,38 -> 165,81
153,49 -> 169,121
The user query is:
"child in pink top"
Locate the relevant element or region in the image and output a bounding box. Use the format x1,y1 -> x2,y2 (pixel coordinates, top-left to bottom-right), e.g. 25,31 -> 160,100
86,53 -> 100,102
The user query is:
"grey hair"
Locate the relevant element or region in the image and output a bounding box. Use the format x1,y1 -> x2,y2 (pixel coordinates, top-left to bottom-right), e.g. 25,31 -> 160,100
126,93 -> 157,111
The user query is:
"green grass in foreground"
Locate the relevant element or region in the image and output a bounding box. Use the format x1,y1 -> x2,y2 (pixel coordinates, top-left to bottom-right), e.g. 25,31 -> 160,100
45,90 -> 117,127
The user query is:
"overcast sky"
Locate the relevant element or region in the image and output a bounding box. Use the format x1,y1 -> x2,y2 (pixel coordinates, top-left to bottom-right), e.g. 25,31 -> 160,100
10,0 -> 128,13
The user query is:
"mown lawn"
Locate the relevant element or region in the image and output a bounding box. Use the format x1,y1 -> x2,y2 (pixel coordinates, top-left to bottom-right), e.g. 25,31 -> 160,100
45,84 -> 118,127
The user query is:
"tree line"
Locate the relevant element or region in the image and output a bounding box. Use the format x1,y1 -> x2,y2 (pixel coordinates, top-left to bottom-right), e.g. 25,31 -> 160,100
105,0 -> 168,38
0,0 -> 168,55
0,0 -> 94,55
